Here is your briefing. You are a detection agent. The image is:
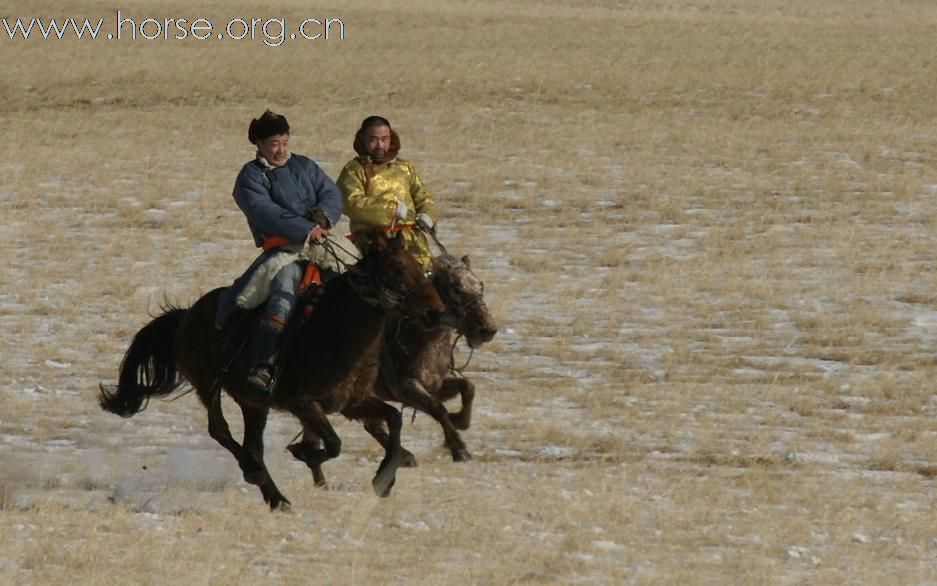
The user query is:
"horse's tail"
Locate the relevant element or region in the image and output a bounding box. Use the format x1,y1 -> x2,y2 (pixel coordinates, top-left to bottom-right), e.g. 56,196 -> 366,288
98,307 -> 188,417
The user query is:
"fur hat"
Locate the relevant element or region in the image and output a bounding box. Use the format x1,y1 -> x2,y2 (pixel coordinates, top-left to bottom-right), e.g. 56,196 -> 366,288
248,110 -> 290,144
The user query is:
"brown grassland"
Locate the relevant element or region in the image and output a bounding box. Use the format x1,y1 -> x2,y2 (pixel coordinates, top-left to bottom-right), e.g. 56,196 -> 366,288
3,0 -> 937,583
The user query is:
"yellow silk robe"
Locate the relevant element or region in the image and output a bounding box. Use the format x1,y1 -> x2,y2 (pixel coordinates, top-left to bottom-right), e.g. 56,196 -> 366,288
337,157 -> 438,271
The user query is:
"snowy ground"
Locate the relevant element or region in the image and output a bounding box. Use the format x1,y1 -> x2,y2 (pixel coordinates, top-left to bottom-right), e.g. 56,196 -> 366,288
5,164 -> 937,583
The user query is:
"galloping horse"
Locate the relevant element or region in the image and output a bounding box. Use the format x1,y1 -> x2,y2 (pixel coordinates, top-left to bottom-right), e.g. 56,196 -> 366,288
98,234 -> 445,510
293,253 -> 497,486
378,254 -> 497,460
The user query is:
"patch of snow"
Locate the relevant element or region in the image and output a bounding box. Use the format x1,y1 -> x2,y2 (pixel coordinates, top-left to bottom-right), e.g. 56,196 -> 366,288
854,432 -> 890,442
592,540 -> 624,552
143,209 -> 167,223
852,533 -> 869,544
539,445 -> 577,459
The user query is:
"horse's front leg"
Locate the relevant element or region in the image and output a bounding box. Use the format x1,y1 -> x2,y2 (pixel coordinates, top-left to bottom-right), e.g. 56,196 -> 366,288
343,398 -> 408,497
433,376 -> 475,431
363,418 -> 418,468
396,377 -> 471,462
289,400 -> 342,483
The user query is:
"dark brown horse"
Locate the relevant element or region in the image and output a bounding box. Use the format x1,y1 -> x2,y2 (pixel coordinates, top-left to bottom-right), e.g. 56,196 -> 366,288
98,234 -> 445,510
296,253 -> 497,486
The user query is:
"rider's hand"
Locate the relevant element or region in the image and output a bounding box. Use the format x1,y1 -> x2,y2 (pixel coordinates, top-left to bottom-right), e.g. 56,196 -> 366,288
307,225 -> 330,243
416,212 -> 434,231
395,201 -> 408,220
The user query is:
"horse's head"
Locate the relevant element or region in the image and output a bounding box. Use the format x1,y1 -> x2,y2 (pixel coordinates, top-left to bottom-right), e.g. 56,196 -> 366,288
364,233 -> 446,328
432,254 -> 498,348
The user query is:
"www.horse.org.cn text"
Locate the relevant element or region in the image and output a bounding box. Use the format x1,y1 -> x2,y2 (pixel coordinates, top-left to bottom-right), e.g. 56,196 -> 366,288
1,11 -> 347,47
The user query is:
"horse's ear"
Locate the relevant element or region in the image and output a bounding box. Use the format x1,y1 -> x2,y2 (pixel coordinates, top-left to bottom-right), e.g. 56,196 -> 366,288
461,255 -> 471,269
391,231 -> 405,250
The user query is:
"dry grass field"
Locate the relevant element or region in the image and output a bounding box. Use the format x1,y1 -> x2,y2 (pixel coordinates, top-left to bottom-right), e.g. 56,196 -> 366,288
3,0 -> 937,583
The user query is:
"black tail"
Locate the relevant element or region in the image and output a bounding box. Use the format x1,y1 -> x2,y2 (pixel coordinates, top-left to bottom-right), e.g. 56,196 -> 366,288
98,307 -> 188,417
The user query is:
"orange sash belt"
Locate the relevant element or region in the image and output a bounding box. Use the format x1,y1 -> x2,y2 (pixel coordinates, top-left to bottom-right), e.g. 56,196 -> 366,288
261,236 -> 293,252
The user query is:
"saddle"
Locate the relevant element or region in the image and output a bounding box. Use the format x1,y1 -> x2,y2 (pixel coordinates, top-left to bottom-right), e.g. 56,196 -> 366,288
215,234 -> 359,330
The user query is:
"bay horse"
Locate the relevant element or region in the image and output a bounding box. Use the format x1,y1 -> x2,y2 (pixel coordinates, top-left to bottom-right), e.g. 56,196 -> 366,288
98,233 -> 445,510
291,253 -> 497,486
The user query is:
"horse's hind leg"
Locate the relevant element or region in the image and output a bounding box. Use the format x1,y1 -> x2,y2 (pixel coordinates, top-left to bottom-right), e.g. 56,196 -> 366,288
289,401 -> 342,484
241,405 -> 291,511
343,398 -> 408,497
204,390 -> 289,510
287,429 -> 327,487
433,377 -> 475,431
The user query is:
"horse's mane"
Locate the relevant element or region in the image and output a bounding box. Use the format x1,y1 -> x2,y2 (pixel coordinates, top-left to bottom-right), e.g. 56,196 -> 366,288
432,254 -> 465,274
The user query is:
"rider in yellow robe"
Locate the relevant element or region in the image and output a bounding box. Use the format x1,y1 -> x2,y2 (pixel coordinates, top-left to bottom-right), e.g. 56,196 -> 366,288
337,116 -> 437,272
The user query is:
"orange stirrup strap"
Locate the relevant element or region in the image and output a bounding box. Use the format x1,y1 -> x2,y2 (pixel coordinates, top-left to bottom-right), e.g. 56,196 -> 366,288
298,263 -> 322,296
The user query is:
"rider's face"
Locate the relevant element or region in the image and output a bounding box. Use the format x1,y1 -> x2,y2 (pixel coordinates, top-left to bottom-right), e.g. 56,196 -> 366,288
363,125 -> 391,160
257,133 -> 290,167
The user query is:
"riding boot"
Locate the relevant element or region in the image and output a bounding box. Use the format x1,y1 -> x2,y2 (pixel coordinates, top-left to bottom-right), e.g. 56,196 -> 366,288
246,317 -> 283,396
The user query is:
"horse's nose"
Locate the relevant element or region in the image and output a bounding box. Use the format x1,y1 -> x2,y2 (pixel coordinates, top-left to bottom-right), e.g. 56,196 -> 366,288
479,325 -> 497,342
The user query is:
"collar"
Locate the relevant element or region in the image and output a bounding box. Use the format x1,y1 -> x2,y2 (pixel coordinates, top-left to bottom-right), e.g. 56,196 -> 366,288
256,152 -> 291,170
359,155 -> 397,166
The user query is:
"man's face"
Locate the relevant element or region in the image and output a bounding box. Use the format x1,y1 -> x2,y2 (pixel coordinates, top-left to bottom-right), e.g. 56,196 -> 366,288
257,133 -> 290,167
363,125 -> 391,160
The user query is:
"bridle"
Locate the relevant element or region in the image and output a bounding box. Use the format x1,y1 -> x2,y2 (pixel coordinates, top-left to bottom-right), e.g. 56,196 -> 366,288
435,262 -> 487,325
442,289 -> 488,320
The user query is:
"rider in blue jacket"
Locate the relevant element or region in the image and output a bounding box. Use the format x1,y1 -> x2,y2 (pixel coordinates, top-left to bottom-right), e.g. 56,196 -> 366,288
227,110 -> 343,396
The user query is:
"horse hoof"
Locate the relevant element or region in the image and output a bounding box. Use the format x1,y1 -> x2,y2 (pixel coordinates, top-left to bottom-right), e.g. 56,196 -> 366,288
372,454 -> 404,497
452,448 -> 472,462
313,468 -> 328,488
401,449 -> 418,468
451,414 -> 472,431
270,497 -> 292,513
372,475 -> 397,498
287,442 -> 306,461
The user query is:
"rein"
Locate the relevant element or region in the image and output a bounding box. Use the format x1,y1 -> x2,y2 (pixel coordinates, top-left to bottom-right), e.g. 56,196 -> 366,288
424,226 -> 449,256
311,235 -> 359,273
449,333 -> 474,375
422,228 -> 484,374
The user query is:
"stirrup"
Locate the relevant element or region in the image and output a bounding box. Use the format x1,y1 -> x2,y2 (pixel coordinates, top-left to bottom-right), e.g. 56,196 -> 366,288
246,364 -> 274,395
